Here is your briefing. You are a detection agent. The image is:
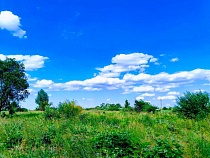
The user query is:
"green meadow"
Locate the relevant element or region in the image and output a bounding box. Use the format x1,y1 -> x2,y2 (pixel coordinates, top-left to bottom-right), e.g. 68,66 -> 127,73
0,110 -> 210,158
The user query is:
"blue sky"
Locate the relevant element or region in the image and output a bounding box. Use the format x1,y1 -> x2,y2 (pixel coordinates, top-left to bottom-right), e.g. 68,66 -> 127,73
0,0 -> 210,109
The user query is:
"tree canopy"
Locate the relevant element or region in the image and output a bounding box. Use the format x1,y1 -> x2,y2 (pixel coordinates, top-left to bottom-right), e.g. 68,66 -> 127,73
35,89 -> 49,111
0,58 -> 29,114
175,91 -> 210,119
134,99 -> 158,113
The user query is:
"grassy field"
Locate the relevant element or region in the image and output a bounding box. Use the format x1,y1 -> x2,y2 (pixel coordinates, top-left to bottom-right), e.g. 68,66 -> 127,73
0,110 -> 210,157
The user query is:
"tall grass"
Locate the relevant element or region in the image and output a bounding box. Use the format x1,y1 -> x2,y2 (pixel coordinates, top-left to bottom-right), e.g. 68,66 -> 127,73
0,110 -> 209,157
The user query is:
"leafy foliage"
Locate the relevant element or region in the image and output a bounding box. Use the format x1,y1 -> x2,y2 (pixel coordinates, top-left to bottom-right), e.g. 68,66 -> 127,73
134,100 -> 158,113
0,58 -> 29,114
35,89 -> 49,111
3,122 -> 23,149
58,100 -> 82,118
175,91 -> 210,119
44,100 -> 82,119
124,99 -> 130,108
96,103 -> 122,111
93,131 -> 137,157
143,138 -> 184,158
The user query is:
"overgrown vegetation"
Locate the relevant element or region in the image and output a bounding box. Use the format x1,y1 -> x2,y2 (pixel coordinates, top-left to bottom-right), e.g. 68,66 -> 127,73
0,108 -> 210,157
1,89 -> 210,157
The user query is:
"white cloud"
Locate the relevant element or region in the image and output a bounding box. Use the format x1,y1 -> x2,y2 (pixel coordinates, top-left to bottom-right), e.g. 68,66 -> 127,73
123,69 -> 210,85
0,11 -> 26,38
203,83 -> 210,86
97,52 -> 158,77
132,86 -> 154,93
0,54 -> 48,71
83,87 -> 102,91
141,93 -> 155,97
112,53 -> 153,65
167,91 -> 180,95
136,96 -> 144,100
170,57 -> 179,62
28,52 -> 210,98
34,76 -> 124,91
150,57 -> 158,63
193,89 -> 205,93
157,95 -> 176,100
155,87 -> 170,92
34,79 -> 54,88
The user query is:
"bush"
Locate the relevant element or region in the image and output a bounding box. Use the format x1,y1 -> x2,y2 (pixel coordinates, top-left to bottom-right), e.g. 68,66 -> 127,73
175,91 -> 210,119
134,100 -> 158,113
58,100 -> 82,118
44,106 -> 60,119
143,138 -> 183,158
93,131 -> 137,157
4,122 -> 23,148
43,100 -> 82,119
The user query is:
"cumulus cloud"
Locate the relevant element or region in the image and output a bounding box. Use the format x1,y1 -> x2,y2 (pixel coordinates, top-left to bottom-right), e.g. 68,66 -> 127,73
97,52 -> 158,77
167,91 -> 180,95
0,54 -> 48,71
141,93 -> 155,97
30,52 -> 210,97
0,11 -> 26,38
136,96 -> 144,100
157,95 -> 176,100
123,69 -> 210,85
34,76 -> 124,91
34,79 -> 54,88
170,57 -> 179,62
132,85 -> 154,93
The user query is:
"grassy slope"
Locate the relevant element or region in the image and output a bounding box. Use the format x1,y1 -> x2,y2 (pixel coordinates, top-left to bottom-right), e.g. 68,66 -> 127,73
0,110 -> 210,157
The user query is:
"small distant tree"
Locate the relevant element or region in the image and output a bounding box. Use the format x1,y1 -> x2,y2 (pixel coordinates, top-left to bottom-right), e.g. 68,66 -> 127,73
124,99 -> 130,108
35,89 -> 49,111
175,91 -> 210,119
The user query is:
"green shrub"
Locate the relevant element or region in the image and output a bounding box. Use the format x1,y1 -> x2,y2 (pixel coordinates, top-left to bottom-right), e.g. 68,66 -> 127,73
175,91 -> 210,119
134,100 -> 158,113
42,124 -> 56,145
58,100 -> 82,118
143,138 -> 184,158
93,131 -> 137,157
3,122 -> 23,148
44,106 -> 60,119
43,100 -> 82,119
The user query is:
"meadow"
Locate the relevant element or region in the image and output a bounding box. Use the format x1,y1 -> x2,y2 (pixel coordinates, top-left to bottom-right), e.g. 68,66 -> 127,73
0,110 -> 210,158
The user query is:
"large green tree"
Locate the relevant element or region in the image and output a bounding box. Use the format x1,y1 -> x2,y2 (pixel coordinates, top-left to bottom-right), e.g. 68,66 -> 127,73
175,91 -> 210,119
0,58 -> 29,114
35,89 -> 49,111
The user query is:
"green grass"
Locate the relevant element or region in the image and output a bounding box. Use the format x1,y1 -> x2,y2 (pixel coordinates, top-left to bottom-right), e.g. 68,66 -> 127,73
0,110 -> 210,157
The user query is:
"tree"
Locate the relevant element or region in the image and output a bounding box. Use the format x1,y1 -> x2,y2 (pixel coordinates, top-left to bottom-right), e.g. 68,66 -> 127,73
0,58 -> 29,114
175,91 -> 210,119
134,100 -> 146,112
35,89 -> 49,111
124,99 -> 130,108
134,99 -> 157,113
